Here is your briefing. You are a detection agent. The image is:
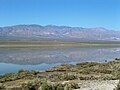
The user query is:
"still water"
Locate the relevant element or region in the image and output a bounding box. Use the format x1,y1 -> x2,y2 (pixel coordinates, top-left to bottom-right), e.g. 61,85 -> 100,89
0,46 -> 120,74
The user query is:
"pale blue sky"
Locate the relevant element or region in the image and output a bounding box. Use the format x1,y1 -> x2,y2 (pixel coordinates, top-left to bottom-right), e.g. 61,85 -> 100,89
0,0 -> 119,30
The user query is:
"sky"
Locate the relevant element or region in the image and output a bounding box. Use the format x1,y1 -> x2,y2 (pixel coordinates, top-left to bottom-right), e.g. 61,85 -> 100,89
0,0 -> 119,30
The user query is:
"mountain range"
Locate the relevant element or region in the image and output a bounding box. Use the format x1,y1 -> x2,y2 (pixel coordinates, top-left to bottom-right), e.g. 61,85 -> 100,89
0,24 -> 120,41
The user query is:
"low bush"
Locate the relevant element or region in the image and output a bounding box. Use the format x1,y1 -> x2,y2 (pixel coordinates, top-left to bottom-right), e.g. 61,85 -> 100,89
114,80 -> 120,90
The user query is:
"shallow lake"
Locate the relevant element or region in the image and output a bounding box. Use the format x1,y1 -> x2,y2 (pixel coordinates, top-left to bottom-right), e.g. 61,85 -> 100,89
0,46 -> 120,74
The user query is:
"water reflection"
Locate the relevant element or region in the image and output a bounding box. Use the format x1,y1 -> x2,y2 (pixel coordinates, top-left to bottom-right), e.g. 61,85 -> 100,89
0,46 -> 120,74
0,47 -> 120,64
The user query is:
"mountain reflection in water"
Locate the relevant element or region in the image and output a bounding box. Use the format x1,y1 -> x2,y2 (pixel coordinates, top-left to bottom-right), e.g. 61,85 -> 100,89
0,46 -> 120,74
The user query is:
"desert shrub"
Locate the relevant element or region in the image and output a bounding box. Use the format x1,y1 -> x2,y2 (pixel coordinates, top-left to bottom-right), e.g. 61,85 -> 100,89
79,68 -> 93,74
79,76 -> 89,80
114,80 -> 120,90
99,69 -> 112,74
52,73 -> 77,81
18,70 -> 29,78
111,71 -> 120,80
21,79 -> 42,90
76,62 -> 99,68
8,87 -> 23,90
0,83 -> 5,89
115,72 -> 120,79
68,82 -> 80,89
0,73 -> 17,83
64,84 -> 72,90
63,73 -> 77,80
27,82 -> 37,90
41,82 -> 49,90
56,84 -> 64,90
17,70 -> 38,79
21,81 -> 37,90
21,82 -> 29,90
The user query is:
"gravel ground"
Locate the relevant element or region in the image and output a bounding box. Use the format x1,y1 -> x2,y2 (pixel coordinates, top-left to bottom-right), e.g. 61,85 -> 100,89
75,80 -> 119,90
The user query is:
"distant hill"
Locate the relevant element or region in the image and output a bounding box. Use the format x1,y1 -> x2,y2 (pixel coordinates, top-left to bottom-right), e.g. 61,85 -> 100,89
0,24 -> 120,41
